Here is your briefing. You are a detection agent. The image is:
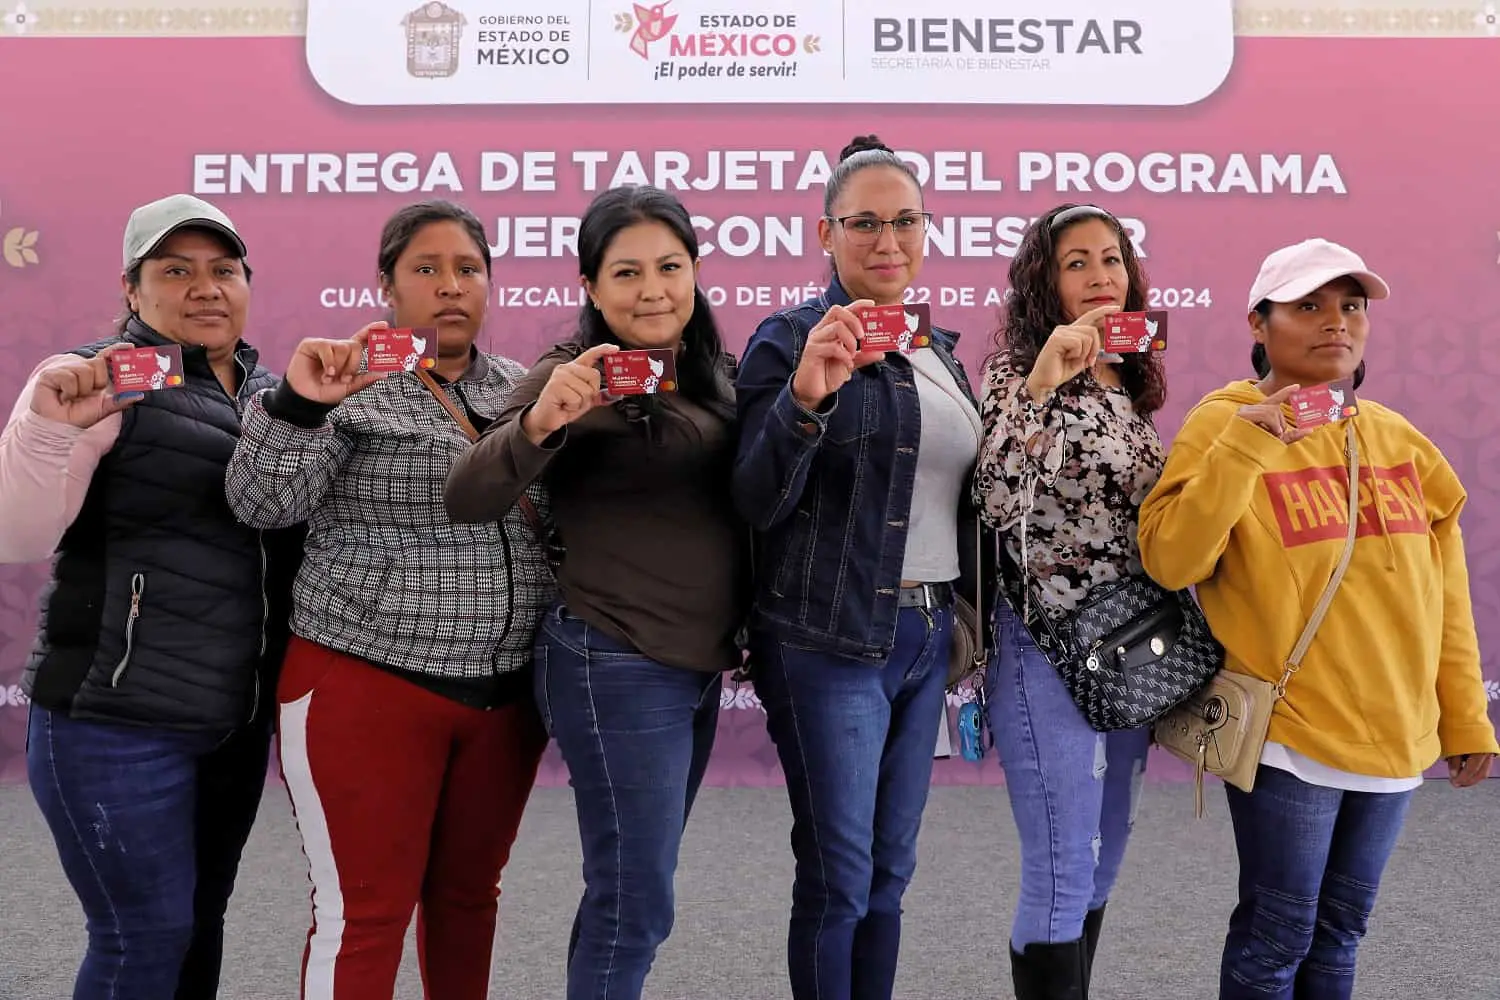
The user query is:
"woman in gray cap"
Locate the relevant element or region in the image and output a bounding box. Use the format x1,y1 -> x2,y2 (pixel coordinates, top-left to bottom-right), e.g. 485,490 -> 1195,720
0,193 -> 303,999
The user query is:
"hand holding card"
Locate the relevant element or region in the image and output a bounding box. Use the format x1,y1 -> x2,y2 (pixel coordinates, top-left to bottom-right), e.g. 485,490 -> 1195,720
1028,304 -> 1119,401
283,321 -> 390,405
30,343 -> 147,428
789,300 -> 876,411
522,342 -> 621,444
1235,383 -> 1314,444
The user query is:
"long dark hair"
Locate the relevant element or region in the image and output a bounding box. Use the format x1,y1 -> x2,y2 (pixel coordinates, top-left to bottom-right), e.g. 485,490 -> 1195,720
1251,299 -> 1367,390
571,184 -> 734,420
992,203 -> 1165,413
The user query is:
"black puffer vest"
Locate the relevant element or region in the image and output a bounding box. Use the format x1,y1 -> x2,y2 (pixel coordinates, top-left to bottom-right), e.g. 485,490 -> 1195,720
24,316 -> 303,732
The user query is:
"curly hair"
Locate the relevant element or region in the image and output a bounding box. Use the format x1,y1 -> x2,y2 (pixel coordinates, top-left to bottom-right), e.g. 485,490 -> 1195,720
992,203 -> 1166,413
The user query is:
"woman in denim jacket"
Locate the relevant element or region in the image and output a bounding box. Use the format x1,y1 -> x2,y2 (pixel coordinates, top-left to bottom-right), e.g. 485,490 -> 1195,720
734,134 -> 983,1000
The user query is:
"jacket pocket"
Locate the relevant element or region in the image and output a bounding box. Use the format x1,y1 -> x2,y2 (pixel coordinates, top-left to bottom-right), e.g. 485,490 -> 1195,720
110,572 -> 146,688
771,510 -> 814,599
824,376 -> 882,446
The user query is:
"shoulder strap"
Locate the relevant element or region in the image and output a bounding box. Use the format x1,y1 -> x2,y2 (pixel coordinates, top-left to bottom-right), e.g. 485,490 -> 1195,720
973,512 -> 986,664
416,367 -> 550,539
1275,420 -> 1360,695
415,368 -> 480,442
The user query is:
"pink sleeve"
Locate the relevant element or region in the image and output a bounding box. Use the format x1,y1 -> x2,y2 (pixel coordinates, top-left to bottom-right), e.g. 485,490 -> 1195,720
0,355 -> 122,564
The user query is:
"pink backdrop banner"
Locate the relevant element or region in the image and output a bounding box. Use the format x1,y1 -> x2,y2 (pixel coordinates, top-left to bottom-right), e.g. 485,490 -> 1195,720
0,35 -> 1496,786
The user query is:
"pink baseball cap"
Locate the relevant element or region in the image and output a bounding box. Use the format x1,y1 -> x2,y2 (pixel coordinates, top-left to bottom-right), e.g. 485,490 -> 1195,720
1245,238 -> 1390,312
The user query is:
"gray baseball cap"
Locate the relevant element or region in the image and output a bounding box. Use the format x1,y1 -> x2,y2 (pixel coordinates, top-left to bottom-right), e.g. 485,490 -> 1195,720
122,194 -> 247,270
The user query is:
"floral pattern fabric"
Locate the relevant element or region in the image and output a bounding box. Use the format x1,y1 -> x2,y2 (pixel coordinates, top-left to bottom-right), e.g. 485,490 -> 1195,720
973,357 -> 1166,617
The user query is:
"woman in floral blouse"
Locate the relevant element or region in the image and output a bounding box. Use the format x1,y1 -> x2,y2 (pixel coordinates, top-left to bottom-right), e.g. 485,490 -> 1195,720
973,203 -> 1166,999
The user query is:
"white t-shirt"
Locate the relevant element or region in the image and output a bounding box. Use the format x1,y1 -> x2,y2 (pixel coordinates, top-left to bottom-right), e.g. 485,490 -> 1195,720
1260,741 -> 1424,793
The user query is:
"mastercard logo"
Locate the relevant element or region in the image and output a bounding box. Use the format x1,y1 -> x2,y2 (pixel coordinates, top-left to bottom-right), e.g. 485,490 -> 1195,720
166,375 -> 184,386
661,380 -> 677,391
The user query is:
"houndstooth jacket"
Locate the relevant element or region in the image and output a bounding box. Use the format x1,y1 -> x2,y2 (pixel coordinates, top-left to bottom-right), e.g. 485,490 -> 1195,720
225,351 -> 555,680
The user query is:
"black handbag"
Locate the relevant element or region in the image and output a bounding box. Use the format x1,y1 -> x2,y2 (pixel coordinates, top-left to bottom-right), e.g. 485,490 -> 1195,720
1017,572 -> 1224,732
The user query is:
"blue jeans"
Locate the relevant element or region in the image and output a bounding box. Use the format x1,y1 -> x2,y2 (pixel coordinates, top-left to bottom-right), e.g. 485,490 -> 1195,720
751,604 -> 952,1000
26,705 -> 271,1000
534,604 -> 721,1000
985,601 -> 1150,950
1221,765 -> 1414,1000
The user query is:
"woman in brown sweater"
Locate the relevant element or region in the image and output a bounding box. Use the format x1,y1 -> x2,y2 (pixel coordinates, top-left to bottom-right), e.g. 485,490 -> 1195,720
443,183 -> 748,1000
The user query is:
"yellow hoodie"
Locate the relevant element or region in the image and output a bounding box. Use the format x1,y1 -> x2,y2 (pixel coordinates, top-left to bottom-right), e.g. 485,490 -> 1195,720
1138,379 -> 1499,778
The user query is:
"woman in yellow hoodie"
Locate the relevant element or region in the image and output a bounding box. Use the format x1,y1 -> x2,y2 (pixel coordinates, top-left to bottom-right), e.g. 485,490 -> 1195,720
1137,237 -> 1498,1000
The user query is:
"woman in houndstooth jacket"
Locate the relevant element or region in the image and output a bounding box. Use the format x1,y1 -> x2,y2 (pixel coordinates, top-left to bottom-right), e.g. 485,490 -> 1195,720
226,200 -> 552,1000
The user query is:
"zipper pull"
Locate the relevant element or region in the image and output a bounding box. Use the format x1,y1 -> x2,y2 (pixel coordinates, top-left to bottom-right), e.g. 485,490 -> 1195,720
112,573 -> 145,688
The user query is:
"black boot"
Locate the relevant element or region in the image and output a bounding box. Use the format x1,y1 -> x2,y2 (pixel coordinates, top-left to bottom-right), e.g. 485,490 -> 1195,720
1009,938 -> 1089,1000
1082,904 -> 1107,986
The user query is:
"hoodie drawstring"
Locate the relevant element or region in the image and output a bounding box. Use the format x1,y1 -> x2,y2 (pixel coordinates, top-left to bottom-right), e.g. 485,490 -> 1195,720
1348,417 -> 1397,571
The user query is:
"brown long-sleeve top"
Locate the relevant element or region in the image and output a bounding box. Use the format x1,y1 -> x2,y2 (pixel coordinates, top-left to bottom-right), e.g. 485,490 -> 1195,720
444,343 -> 748,673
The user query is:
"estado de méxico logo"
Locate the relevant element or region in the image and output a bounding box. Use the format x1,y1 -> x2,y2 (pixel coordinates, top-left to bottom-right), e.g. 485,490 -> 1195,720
615,0 -> 820,66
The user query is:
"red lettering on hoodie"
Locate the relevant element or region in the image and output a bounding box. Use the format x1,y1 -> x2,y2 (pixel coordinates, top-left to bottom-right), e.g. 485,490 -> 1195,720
1263,462 -> 1427,547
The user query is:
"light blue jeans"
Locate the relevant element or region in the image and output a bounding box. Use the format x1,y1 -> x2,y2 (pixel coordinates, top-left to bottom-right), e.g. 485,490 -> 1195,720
984,601 -> 1151,950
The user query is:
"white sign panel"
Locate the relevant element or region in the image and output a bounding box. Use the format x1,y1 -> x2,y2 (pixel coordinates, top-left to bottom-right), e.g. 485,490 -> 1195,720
306,0 -> 1235,107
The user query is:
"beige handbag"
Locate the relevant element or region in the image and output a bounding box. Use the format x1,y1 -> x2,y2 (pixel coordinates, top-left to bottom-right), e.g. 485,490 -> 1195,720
1153,422 -> 1360,816
947,514 -> 990,690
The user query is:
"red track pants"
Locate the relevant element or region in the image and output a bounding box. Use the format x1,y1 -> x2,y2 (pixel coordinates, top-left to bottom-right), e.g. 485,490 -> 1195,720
276,636 -> 546,1000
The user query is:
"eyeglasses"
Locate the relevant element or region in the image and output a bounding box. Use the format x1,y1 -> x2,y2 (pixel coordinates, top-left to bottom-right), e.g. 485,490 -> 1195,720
828,212 -> 932,246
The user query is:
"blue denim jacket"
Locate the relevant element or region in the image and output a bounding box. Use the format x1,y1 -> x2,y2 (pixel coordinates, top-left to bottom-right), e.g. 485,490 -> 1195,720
733,278 -> 982,660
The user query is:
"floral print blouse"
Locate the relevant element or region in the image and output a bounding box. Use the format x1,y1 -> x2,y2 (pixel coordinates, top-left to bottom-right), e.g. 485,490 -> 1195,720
973,356 -> 1166,618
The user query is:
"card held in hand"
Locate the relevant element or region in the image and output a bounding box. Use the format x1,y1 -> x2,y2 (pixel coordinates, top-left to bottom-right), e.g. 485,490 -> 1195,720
1101,310 -> 1169,354
1289,378 -> 1359,427
109,344 -> 185,392
366,327 -> 438,373
856,301 -> 932,353
603,348 -> 677,395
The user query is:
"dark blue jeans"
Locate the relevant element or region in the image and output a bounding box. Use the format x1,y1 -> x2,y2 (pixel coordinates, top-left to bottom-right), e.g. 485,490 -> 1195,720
751,604 -> 952,1000
534,604 -> 721,1000
1221,765 -> 1415,1000
26,705 -> 271,1000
